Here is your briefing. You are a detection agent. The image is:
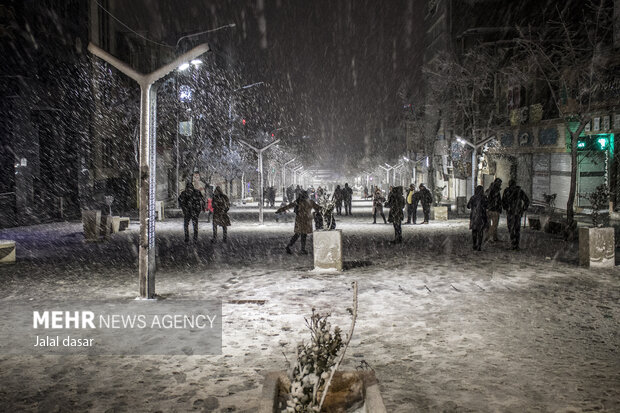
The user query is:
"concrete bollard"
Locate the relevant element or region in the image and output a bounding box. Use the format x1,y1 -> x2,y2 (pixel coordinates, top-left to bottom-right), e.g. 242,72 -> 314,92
431,205 -> 448,221
313,229 -> 343,272
579,227 -> 615,268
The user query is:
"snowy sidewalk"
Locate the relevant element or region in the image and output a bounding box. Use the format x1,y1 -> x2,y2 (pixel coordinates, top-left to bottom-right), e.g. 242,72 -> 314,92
0,212 -> 618,412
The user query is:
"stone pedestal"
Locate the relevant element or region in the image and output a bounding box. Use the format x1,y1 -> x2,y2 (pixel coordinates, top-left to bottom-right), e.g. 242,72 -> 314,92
155,201 -> 164,221
81,209 -> 101,241
0,240 -> 16,264
313,229 -> 343,272
431,206 -> 448,221
100,215 -> 113,238
579,227 -> 615,268
111,216 -> 121,233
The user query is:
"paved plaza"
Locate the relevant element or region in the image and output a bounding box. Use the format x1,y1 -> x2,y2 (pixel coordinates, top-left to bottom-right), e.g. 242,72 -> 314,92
0,200 -> 618,412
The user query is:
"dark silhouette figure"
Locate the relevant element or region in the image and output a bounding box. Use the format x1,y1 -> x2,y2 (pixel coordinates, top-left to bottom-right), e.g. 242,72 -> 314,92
405,184 -> 419,224
343,183 -> 353,215
276,191 -> 320,254
178,182 -> 204,242
332,185 -> 344,215
211,186 -> 231,242
502,179 -> 530,250
372,188 -> 387,224
418,184 -> 433,224
387,186 -> 405,243
467,185 -> 489,251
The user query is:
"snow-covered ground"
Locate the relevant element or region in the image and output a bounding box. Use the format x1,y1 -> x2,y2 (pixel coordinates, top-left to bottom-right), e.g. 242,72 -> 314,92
0,200 -> 618,412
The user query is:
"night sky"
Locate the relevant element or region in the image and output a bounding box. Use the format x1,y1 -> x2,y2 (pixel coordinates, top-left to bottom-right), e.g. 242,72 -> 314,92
112,0 -> 425,171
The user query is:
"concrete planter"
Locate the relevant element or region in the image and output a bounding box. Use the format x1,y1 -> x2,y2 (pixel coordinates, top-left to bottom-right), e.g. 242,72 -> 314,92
313,229 -> 343,272
431,205 -> 448,221
579,227 -> 615,268
0,240 -> 16,264
259,370 -> 386,413
81,209 -> 101,241
100,215 -> 114,238
111,216 -> 121,233
155,201 -> 164,221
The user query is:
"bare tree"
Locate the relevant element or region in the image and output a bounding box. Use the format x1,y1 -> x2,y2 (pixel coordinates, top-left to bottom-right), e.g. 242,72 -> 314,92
516,0 -> 615,232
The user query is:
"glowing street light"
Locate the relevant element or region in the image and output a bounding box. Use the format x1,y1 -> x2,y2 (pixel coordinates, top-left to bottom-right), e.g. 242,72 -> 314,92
88,41 -> 209,299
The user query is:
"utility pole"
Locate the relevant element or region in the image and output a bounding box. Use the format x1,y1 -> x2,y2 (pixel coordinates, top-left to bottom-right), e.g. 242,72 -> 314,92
238,138 -> 280,224
88,42 -> 209,299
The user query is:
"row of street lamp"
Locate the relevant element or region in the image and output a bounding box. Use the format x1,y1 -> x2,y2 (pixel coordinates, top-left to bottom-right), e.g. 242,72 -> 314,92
361,134 -> 495,195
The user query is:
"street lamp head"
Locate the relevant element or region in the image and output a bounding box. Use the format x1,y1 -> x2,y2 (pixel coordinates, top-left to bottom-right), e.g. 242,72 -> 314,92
190,59 -> 203,66
178,62 -> 190,71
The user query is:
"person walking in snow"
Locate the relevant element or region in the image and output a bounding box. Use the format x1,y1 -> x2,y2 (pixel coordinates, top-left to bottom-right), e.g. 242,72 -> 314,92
485,178 -> 502,242
343,183 -> 353,215
276,190 -> 320,254
332,184 -> 344,215
405,184 -> 419,224
286,185 -> 295,203
467,185 -> 489,251
386,186 -> 406,243
418,184 -> 433,224
211,186 -> 231,243
372,187 -> 387,224
268,186 -> 276,208
502,179 -> 529,250
178,181 -> 205,243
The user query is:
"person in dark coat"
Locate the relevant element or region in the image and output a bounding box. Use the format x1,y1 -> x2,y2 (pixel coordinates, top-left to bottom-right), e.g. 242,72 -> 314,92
268,186 -> 276,208
211,186 -> 231,243
332,185 -> 344,215
343,183 -> 353,215
405,184 -> 419,224
418,184 -> 433,224
386,186 -> 406,243
467,185 -> 489,251
276,191 -> 320,254
178,182 -> 205,243
286,185 -> 295,203
485,178 -> 502,242
363,186 -> 369,199
372,188 -> 387,224
502,179 -> 530,250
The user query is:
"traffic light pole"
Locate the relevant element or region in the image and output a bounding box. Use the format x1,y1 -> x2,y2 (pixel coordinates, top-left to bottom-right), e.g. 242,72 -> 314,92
238,139 -> 280,224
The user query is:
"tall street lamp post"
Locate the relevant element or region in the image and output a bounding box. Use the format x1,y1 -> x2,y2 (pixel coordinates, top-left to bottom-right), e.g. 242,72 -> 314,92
238,138 -> 280,224
456,136 -> 496,196
379,163 -> 394,188
88,42 -> 209,299
293,166 -> 303,185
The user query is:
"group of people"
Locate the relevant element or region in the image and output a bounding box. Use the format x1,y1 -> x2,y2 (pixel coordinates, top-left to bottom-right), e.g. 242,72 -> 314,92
467,178 -> 530,251
178,182 -> 230,243
372,184 -> 433,226
178,176 -> 530,253
332,183 -> 353,215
